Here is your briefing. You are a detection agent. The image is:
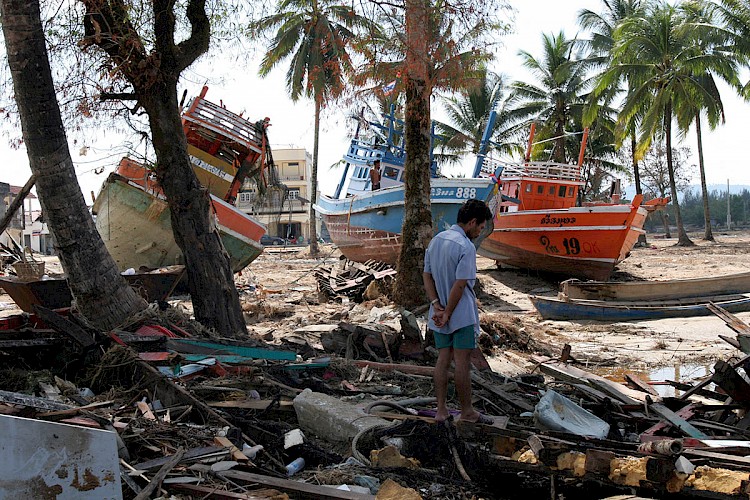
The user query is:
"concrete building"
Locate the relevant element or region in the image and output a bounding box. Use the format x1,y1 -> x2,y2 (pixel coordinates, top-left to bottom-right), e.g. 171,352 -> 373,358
0,183 -> 53,254
236,148 -> 320,243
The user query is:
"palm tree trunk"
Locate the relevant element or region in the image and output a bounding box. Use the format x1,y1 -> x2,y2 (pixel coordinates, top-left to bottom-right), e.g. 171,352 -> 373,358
140,82 -> 247,337
395,0 -> 432,307
1,0 -> 146,330
309,98 -> 320,255
695,112 -> 714,241
554,101 -> 567,164
631,132 -> 647,246
631,132 -> 642,195
664,104 -> 693,246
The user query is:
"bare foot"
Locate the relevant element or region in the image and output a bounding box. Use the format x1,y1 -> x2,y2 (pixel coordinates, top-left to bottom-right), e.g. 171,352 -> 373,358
435,409 -> 450,423
458,411 -> 493,424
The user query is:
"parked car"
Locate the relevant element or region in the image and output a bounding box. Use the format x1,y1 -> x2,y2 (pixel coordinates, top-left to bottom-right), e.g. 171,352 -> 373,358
260,235 -> 286,246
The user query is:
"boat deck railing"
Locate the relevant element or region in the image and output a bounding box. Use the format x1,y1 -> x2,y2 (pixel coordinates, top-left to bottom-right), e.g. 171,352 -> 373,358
183,97 -> 264,152
482,159 -> 583,182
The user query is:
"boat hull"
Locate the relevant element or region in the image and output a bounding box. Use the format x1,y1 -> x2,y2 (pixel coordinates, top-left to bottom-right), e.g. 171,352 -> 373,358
531,294 -> 750,322
561,271 -> 750,301
478,203 -> 648,281
315,178 -> 497,264
92,175 -> 263,273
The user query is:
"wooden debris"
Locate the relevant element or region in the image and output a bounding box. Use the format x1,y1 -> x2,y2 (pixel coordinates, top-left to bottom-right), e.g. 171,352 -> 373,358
315,259 -> 395,301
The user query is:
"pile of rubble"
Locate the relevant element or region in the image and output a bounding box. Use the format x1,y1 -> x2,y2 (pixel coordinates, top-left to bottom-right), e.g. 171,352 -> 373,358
4,268 -> 750,499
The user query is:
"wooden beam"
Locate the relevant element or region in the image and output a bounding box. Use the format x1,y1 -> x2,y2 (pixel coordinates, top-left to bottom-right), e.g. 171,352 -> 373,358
133,446 -> 228,472
624,374 -> 659,396
32,305 -> 95,348
134,447 -> 185,500
540,362 -> 648,405
679,353 -> 750,401
642,404 -> 696,437
470,372 -> 534,412
648,403 -> 707,439
168,484 -> 286,499
711,360 -> 750,406
202,468 -> 375,500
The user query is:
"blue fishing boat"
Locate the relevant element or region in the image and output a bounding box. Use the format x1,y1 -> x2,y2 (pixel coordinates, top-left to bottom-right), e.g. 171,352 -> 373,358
314,109 -> 498,264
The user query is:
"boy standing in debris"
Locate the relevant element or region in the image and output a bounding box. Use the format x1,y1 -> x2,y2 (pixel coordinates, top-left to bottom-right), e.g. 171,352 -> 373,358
423,198 -> 493,424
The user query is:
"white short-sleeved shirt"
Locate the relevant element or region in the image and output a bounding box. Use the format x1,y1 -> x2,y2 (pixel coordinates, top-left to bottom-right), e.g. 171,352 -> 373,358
423,224 -> 480,336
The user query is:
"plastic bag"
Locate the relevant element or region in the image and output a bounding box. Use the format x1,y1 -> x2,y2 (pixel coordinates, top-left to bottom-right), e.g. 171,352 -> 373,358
533,390 -> 610,438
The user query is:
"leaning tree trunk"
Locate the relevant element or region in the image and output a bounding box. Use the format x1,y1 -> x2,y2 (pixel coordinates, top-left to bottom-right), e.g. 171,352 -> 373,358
664,105 -> 693,247
80,0 -> 246,337
309,97 -> 320,256
394,0 -> 433,307
140,83 -> 247,337
1,0 -> 146,330
695,113 -> 714,241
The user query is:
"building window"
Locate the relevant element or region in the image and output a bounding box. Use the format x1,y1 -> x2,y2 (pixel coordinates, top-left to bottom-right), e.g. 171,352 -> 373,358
568,186 -> 575,197
537,185 -> 544,194
238,192 -> 253,203
288,189 -> 300,200
558,186 -> 567,197
549,185 -> 555,195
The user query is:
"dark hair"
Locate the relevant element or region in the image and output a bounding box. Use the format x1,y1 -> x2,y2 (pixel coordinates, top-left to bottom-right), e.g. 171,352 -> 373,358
457,198 -> 492,224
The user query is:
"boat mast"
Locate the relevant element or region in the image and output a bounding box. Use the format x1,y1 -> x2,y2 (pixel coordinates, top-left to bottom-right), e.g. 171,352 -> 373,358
472,110 -> 498,178
577,127 -> 589,167
524,123 -> 536,163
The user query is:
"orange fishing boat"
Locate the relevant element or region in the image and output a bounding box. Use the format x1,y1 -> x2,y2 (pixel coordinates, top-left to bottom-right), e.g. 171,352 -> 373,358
478,126 -> 668,281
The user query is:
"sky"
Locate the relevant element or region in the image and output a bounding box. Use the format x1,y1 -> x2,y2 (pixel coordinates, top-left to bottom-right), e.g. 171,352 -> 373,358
3,0 -> 750,207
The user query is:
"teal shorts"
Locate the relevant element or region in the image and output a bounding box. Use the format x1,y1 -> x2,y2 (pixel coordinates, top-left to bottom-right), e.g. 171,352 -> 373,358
433,325 -> 476,350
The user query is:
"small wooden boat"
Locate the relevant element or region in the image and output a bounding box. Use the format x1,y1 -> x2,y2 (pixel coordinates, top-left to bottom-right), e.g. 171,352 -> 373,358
478,125 -> 668,281
530,293 -> 750,322
92,173 -> 264,273
0,265 -> 186,312
560,272 -> 750,301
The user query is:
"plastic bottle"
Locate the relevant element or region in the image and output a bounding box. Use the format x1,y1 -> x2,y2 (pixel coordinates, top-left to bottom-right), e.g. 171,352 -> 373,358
285,457 -> 305,476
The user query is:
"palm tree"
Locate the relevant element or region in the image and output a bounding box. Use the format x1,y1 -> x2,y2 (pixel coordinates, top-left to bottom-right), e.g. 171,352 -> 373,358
599,2 -> 717,246
435,69 -> 522,167
579,0 -> 648,199
511,32 -> 592,164
1,0 -> 146,330
253,0 -> 373,256
678,0 -> 744,241
352,1 -> 499,307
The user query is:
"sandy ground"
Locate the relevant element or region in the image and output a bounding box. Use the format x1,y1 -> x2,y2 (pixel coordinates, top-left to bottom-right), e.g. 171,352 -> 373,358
3,231 -> 750,385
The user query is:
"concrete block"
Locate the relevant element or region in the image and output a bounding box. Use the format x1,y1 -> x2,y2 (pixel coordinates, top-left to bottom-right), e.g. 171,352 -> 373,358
0,414 -> 122,499
293,389 -> 390,443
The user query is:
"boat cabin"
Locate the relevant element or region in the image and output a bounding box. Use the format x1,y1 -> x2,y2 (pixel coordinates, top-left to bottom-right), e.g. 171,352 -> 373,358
496,162 -> 584,212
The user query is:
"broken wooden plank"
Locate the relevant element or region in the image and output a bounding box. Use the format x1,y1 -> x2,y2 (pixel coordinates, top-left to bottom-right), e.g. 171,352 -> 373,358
679,353 -> 750,400
470,372 -> 534,412
134,447 -> 185,500
210,468 -> 375,499
539,362 -> 648,405
133,446 -> 228,472
708,302 -> 750,335
214,436 -> 250,463
642,404 -> 697,437
168,484 -> 287,499
168,339 -> 296,361
0,338 -> 61,348
0,389 -> 72,412
32,305 -> 96,348
624,374 -> 659,396
208,400 -> 294,410
137,401 -> 157,420
711,360 -> 750,406
648,402 -> 707,439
